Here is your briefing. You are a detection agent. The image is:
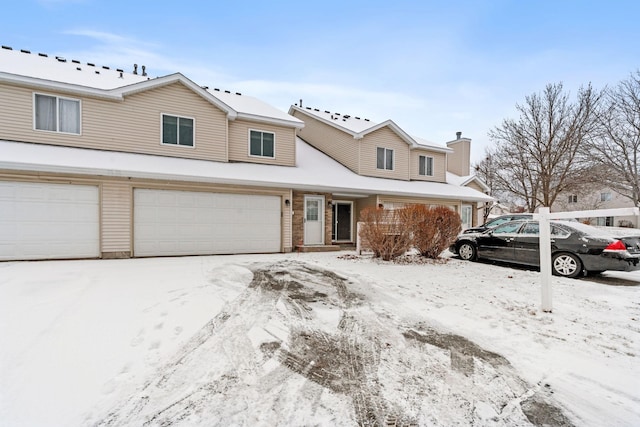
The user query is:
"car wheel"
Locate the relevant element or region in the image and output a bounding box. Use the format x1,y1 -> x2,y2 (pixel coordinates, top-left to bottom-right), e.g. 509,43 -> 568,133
552,252 -> 582,278
458,242 -> 477,261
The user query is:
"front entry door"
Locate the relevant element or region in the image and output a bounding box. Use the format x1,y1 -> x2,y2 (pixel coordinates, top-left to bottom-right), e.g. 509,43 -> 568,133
304,196 -> 324,245
332,202 -> 352,241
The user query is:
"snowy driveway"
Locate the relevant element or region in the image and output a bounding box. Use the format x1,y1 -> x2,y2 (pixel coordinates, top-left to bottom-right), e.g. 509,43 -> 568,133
0,253 -> 638,426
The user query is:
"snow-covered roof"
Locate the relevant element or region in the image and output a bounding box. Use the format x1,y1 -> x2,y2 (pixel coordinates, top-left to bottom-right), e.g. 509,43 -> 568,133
289,105 -> 451,153
0,139 -> 493,202
446,172 -> 490,192
0,46 -> 303,128
0,45 -> 148,89
208,88 -> 302,126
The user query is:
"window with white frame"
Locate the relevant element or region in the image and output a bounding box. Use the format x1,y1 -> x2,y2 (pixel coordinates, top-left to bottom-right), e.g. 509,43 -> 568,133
600,192 -> 612,202
34,93 -> 80,134
249,130 -> 275,158
162,114 -> 194,147
596,216 -> 614,226
568,194 -> 578,203
419,155 -> 434,176
376,147 -> 394,170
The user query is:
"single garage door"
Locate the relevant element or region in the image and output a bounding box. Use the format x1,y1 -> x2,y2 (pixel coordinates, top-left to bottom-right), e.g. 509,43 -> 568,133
0,181 -> 100,260
133,189 -> 281,256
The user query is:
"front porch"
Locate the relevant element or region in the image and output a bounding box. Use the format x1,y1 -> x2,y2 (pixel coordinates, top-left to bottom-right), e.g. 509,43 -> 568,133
294,244 -> 342,253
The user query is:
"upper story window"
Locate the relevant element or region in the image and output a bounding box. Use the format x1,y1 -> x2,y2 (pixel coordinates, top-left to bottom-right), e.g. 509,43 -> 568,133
249,130 -> 275,158
600,192 -> 612,202
376,147 -> 394,170
34,93 -> 80,134
568,195 -> 578,203
419,155 -> 434,176
162,114 -> 194,147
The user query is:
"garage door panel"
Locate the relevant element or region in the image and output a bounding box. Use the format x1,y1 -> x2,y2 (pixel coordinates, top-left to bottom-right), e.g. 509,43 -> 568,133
0,182 -> 99,260
134,189 -> 281,256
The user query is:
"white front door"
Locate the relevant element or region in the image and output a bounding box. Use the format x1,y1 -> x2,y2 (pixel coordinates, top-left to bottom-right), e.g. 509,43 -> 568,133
304,195 -> 324,245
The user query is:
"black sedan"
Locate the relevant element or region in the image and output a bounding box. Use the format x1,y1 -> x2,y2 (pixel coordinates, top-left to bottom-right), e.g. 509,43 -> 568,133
462,213 -> 533,234
449,220 -> 640,277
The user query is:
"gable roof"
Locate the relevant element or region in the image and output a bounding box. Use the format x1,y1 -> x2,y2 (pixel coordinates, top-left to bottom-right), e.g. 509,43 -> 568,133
0,46 -> 303,129
0,138 -> 493,203
289,104 -> 452,154
446,172 -> 491,192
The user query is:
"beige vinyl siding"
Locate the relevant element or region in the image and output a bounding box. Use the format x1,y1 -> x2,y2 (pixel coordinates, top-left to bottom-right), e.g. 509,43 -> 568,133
0,82 -> 228,162
360,127 -> 410,180
378,196 -> 460,210
292,110 -> 359,173
354,195 -> 378,222
101,180 -> 132,254
447,139 -> 471,176
228,119 -> 296,166
465,181 -> 485,192
410,150 -> 447,182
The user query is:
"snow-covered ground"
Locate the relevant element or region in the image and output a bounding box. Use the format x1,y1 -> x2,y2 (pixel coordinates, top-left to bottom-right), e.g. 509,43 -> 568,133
0,252 -> 638,426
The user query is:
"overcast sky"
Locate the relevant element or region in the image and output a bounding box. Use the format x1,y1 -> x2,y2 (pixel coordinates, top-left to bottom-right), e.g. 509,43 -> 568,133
3,0 -> 639,163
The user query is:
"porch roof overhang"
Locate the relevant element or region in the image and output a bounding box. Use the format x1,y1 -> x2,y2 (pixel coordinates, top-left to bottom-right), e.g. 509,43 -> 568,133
0,139 -> 493,203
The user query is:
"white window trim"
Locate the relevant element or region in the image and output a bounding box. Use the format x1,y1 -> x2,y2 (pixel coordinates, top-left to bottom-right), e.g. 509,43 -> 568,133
600,192 -> 612,202
160,113 -> 196,148
419,155 -> 434,176
376,147 -> 394,171
32,92 -> 82,135
248,129 -> 276,159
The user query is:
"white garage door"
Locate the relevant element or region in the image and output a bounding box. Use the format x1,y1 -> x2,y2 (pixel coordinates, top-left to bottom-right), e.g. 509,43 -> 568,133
133,189 -> 281,256
0,181 -> 100,260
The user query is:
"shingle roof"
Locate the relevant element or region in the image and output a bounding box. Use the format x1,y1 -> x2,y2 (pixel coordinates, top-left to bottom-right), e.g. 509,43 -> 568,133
0,46 -> 303,128
289,104 -> 450,153
0,45 -> 148,89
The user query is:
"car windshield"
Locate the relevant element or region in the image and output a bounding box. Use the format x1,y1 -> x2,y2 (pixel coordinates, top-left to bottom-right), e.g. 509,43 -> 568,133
491,222 -> 523,234
485,217 -> 513,228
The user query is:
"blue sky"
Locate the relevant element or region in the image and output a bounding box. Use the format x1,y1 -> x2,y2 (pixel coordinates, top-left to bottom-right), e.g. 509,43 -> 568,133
3,0 -> 639,163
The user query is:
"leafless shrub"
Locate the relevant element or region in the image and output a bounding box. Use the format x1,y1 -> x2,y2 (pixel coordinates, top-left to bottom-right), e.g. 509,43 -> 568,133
403,205 -> 462,259
359,207 -> 412,261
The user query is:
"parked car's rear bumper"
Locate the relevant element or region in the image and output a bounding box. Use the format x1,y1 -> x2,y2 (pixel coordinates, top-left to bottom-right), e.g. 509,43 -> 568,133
582,252 -> 640,272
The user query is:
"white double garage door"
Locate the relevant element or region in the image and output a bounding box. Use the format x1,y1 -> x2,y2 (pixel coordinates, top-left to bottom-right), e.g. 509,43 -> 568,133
0,182 -> 281,260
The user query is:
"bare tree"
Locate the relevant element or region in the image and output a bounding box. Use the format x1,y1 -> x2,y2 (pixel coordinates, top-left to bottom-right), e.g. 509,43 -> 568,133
473,151 -> 515,220
488,83 -> 602,212
587,71 -> 640,206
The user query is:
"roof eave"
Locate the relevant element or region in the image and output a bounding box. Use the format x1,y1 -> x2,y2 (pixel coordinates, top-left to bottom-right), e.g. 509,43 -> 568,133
289,105 -> 359,137
236,112 -> 304,129
116,73 -> 238,120
0,72 -> 123,100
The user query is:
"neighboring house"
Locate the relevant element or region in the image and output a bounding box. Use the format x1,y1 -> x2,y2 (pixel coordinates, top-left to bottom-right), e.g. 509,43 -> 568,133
553,188 -> 639,228
0,46 -> 492,261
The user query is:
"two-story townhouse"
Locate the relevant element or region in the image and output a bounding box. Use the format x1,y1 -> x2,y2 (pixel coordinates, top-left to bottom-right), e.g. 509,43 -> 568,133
289,105 -> 491,243
0,46 -> 492,261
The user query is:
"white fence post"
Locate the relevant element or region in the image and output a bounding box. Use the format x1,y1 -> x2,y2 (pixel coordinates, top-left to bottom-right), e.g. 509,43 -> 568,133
356,222 -> 362,255
538,207 -> 553,312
